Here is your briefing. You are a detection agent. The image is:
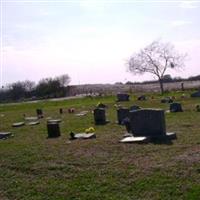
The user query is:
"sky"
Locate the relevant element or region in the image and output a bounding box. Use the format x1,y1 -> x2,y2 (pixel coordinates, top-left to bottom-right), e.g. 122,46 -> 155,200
0,0 -> 200,86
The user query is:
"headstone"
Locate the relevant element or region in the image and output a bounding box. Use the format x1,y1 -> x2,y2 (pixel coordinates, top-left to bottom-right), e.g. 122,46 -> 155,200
12,122 -> 25,127
122,117 -> 131,133
129,109 -> 166,137
94,108 -> 106,125
161,97 -> 173,103
36,109 -> 43,118
196,105 -> 200,112
59,108 -> 63,114
0,132 -> 12,139
191,90 -> 200,97
170,103 -> 183,112
137,95 -> 146,101
117,108 -> 129,125
68,108 -> 75,113
47,122 -> 60,138
117,93 -> 130,102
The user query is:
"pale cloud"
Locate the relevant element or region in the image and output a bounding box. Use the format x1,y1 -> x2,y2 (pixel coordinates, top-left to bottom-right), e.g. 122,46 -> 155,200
179,1 -> 199,9
170,20 -> 192,27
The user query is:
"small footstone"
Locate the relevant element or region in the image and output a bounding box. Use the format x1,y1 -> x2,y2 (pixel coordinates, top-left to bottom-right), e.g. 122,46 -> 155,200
25,117 -> 38,121
12,122 -> 25,127
120,136 -> 149,143
0,132 -> 12,139
27,121 -> 40,126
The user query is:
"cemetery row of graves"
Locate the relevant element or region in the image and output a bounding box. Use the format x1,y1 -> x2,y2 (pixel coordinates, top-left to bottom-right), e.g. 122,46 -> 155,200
0,89 -> 200,199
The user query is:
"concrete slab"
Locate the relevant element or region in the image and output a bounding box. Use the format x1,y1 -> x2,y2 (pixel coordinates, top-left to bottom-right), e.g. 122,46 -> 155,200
74,133 -> 96,139
120,136 -> 149,143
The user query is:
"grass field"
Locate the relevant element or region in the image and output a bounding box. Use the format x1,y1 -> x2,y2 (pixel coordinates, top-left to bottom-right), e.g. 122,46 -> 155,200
0,91 -> 200,200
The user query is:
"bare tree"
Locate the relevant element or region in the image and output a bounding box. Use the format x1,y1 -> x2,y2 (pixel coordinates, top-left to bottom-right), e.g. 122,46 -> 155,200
128,40 -> 187,94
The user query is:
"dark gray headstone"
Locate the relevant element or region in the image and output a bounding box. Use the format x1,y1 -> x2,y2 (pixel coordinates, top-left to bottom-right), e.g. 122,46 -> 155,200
94,108 -> 106,125
191,91 -> 200,97
129,109 -> 166,137
196,105 -> 200,112
47,122 -> 60,138
161,97 -> 173,103
170,103 -> 183,112
36,109 -> 43,118
117,108 -> 129,125
117,93 -> 130,102
137,95 -> 146,101
0,132 -> 12,139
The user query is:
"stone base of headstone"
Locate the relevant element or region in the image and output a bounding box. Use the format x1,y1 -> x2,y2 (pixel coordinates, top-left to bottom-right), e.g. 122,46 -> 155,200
47,123 -> 60,138
120,136 -> 149,143
0,132 -> 12,139
150,132 -> 177,140
12,122 -> 25,127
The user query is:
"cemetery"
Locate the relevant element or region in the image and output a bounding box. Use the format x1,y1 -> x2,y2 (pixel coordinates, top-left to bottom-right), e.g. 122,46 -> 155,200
0,90 -> 200,199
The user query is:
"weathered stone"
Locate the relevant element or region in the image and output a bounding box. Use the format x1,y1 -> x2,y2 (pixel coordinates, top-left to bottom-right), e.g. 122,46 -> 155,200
36,109 -> 43,118
129,109 -> 166,137
170,103 -> 183,112
94,108 -> 107,125
47,122 -> 60,138
12,122 -> 25,127
117,93 -> 130,102
117,108 -> 129,125
191,90 -> 200,97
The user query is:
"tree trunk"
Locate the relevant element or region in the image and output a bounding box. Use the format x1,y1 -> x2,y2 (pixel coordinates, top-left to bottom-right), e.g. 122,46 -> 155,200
159,78 -> 164,94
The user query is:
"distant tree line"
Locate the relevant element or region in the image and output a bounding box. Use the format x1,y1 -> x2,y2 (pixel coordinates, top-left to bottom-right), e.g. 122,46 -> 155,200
0,74 -> 71,103
125,74 -> 200,85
